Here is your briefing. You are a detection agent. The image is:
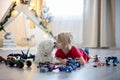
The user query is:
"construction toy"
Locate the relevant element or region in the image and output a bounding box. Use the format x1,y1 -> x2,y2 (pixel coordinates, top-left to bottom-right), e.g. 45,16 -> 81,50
38,62 -> 57,72
6,48 -> 34,68
105,56 -> 119,66
93,54 -> 100,62
7,48 -> 35,61
6,56 -> 32,68
38,58 -> 81,73
58,58 -> 80,72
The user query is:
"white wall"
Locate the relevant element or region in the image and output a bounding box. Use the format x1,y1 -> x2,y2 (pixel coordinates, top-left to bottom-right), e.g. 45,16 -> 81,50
0,0 -> 12,20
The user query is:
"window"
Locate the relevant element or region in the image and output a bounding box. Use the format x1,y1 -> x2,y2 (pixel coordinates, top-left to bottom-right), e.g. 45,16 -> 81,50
45,0 -> 83,17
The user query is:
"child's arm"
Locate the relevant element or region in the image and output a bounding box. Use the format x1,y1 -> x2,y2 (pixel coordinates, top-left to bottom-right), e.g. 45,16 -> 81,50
78,56 -> 86,65
56,57 -> 67,65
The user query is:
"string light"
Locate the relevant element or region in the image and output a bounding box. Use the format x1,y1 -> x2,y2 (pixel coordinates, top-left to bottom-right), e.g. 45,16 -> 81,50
30,3 -> 35,7
29,6 -> 33,10
44,32 -> 49,38
12,0 -> 20,4
11,10 -> 18,16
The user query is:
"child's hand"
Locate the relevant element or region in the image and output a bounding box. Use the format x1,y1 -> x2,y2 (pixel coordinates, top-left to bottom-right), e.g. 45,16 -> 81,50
56,58 -> 67,65
61,59 -> 67,65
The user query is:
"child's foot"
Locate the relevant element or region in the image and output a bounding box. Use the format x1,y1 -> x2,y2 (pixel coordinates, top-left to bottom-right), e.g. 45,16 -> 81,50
84,47 -> 89,55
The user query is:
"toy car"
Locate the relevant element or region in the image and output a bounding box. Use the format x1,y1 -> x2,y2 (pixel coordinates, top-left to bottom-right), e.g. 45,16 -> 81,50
58,65 -> 73,72
66,58 -> 81,69
58,58 -> 81,72
38,62 -> 57,72
7,48 -> 35,61
6,56 -> 32,68
38,58 -> 81,73
6,48 -> 34,68
105,56 -> 119,66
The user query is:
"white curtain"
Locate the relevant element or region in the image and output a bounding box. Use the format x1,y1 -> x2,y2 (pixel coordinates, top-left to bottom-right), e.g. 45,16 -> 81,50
44,0 -> 116,48
45,0 -> 84,47
82,0 -> 116,48
116,0 -> 120,48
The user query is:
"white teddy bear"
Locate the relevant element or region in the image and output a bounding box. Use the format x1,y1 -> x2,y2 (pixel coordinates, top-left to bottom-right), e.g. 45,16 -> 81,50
35,40 -> 55,63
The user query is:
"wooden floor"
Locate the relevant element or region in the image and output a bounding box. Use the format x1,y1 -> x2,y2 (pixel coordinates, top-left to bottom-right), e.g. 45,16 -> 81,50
0,48 -> 120,80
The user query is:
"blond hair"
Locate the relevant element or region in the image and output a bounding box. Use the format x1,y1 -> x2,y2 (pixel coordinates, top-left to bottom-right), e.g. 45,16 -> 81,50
56,32 -> 73,50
